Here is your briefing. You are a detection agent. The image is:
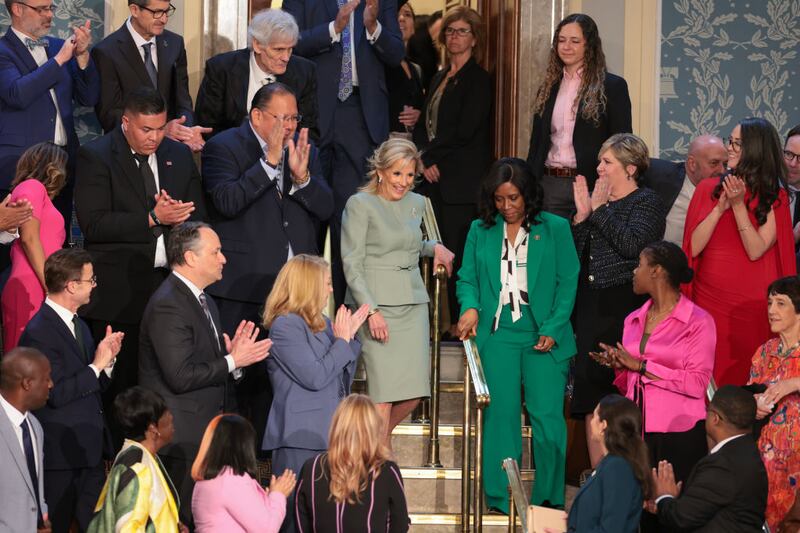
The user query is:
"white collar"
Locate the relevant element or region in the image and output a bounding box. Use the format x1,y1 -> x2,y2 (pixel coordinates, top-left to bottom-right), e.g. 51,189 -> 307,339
45,297 -> 76,329
126,17 -> 157,48
709,433 -> 745,455
10,26 -> 38,45
0,393 -> 27,428
172,270 -> 204,300
249,121 -> 268,151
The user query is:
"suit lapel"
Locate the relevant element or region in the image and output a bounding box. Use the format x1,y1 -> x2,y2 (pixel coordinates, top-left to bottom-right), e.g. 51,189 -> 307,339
486,216 -> 503,297
233,50 -> 250,116
169,276 -> 224,356
40,305 -> 88,365
111,127 -> 149,210
3,28 -> 40,74
155,35 -> 171,95
155,140 -> 173,194
525,219 -> 545,293
116,25 -> 155,88
0,408 -> 36,498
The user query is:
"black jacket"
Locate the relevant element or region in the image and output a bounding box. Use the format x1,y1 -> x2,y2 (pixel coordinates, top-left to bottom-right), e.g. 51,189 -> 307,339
641,158 -> 687,211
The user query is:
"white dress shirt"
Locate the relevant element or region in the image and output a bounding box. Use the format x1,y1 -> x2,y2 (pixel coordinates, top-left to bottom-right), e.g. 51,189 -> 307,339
246,51 -> 277,112
44,297 -> 112,378
126,17 -> 158,70
0,393 -> 39,474
10,27 -> 67,146
663,175 -> 697,246
131,150 -> 167,267
0,230 -> 19,245
328,19 -> 382,87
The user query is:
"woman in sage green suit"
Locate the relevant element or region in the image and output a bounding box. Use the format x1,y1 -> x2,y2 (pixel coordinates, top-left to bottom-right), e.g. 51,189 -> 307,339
341,138 -> 454,448
456,158 -> 579,512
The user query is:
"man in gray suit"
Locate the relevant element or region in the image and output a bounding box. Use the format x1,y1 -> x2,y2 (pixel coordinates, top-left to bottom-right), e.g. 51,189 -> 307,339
0,347 -> 54,533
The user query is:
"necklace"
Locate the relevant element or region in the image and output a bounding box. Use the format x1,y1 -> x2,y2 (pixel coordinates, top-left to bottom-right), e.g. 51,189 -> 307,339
646,301 -> 678,323
777,339 -> 800,357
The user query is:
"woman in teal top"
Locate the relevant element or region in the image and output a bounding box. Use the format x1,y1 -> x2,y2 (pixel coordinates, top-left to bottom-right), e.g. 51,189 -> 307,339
456,157 -> 579,512
341,138 -> 454,450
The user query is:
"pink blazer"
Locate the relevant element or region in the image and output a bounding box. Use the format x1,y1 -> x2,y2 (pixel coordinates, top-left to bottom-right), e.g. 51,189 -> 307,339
192,468 -> 287,533
614,295 -> 715,433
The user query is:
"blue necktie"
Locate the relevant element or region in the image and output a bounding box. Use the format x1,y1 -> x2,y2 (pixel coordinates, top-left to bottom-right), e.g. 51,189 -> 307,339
142,43 -> 158,88
337,0 -> 354,101
21,419 -> 44,527
24,38 -> 48,50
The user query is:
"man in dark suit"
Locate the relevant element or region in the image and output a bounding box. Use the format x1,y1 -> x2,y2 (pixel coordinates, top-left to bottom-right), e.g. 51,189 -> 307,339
139,222 -> 272,527
202,81 -> 333,447
91,0 -> 209,151
195,9 -> 319,140
654,385 -> 768,532
74,87 -> 206,432
283,0 -> 404,304
0,0 -> 99,232
641,134 -> 728,245
19,248 -> 123,533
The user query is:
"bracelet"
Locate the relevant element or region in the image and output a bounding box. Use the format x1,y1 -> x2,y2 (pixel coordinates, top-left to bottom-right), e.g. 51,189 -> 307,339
295,170 -> 311,185
638,359 -> 648,375
149,209 -> 161,226
368,308 -> 380,317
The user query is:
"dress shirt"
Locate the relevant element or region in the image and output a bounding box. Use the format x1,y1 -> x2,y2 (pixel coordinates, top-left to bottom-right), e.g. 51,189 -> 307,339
44,297 -> 112,378
171,270 -> 240,376
663,175 -> 696,245
131,150 -> 167,267
544,68 -> 581,169
493,222 -> 530,331
10,27 -> 67,146
246,51 -> 277,112
328,19 -> 382,87
0,230 -> 18,244
125,17 -> 158,70
0,393 -> 39,473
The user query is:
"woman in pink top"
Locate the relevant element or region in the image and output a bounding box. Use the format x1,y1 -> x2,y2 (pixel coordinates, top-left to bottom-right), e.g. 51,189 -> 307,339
191,414 -> 297,533
1,142 -> 66,351
592,241 -> 715,486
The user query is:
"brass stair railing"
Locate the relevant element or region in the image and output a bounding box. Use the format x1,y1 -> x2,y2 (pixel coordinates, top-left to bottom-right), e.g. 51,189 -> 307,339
502,458 -> 528,533
462,338 -> 491,532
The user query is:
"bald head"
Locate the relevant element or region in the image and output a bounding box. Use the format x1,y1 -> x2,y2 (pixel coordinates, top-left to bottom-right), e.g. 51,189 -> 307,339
686,135 -> 728,185
0,347 -> 52,412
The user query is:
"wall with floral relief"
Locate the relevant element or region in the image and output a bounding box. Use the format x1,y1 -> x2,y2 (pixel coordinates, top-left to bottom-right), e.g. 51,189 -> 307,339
659,0 -> 800,159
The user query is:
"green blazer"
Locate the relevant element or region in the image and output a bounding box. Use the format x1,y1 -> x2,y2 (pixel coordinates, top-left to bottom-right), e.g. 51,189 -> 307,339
456,212 -> 579,362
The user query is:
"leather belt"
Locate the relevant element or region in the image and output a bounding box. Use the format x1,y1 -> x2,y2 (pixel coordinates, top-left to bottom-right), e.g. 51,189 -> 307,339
544,166 -> 577,177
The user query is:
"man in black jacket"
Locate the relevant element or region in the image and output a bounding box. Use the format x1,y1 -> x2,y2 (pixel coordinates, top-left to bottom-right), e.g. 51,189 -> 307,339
654,385 -> 768,532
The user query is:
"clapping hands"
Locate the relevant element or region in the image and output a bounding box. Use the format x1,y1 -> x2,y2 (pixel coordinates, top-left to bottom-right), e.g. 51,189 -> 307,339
225,320 -> 272,368
333,304 -> 370,342
269,469 -> 297,497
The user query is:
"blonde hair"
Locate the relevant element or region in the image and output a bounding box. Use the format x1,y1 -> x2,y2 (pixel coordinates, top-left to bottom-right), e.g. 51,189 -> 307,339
359,137 -> 423,194
191,414 -> 223,481
324,394 -> 390,504
262,254 -> 329,333
599,133 -> 650,183
11,142 -> 68,199
438,6 -> 485,63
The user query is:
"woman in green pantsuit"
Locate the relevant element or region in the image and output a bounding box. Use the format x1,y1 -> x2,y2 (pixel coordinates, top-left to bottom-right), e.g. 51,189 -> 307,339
456,157 -> 579,512
342,138 -> 455,450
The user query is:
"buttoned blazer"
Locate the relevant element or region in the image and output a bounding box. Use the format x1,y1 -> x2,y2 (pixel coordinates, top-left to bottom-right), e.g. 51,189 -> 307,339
0,406 -> 46,533
20,304 -> 109,470
91,24 -> 193,133
0,27 -> 99,189
195,48 -> 320,140
456,212 -> 579,362
202,120 -> 333,303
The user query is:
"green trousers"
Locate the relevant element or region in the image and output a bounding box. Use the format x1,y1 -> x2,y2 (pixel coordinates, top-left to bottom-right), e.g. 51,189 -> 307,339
481,305 -> 569,512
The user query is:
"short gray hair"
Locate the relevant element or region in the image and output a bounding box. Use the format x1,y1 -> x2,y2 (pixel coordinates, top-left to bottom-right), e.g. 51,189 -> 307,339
167,222 -> 211,267
248,9 -> 299,48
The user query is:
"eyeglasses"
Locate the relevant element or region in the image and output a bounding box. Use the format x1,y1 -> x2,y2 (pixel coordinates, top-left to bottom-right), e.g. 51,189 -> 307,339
138,3 -> 176,19
262,110 -> 302,124
784,150 -> 800,164
726,137 -> 742,152
444,27 -> 473,37
72,276 -> 97,287
17,2 -> 54,14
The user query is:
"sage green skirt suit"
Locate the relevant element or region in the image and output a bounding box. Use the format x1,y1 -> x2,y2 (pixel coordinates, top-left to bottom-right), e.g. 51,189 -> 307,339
341,191 -> 436,403
457,212 -> 579,511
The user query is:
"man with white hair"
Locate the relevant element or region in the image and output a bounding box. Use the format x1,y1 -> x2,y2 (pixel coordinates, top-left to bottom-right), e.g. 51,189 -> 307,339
196,8 -> 319,139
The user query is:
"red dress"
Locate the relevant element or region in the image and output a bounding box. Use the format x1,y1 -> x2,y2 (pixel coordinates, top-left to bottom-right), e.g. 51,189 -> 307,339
682,178 -> 795,386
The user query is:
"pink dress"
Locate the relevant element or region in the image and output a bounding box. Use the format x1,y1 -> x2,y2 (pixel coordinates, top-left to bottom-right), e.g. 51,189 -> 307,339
1,179 -> 65,351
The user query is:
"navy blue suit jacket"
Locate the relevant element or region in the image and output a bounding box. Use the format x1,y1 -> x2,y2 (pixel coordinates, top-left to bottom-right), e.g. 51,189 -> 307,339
0,28 -> 99,189
262,313 -> 360,451
282,0 -> 404,144
20,303 -> 109,470
567,454 -> 643,533
202,120 -> 333,303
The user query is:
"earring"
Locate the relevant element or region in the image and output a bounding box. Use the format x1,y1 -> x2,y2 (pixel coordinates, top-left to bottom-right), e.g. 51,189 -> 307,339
378,177 -> 383,184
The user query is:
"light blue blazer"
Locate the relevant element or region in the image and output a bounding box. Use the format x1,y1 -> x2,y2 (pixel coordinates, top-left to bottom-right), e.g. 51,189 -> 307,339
0,407 -> 47,532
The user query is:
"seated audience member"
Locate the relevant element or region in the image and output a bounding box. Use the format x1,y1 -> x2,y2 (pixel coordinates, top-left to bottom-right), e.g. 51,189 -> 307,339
191,414 -> 297,533
139,222 -> 272,527
2,142 -> 68,351
195,9 -> 319,139
547,394 -> 651,533
87,386 -> 185,533
0,347 -> 52,533
295,394 -> 410,533
596,241 -> 714,484
748,276 -> 800,530
387,2 -> 424,138
19,248 -> 123,533
654,385 -> 768,532
262,254 -> 367,533
640,135 -> 728,245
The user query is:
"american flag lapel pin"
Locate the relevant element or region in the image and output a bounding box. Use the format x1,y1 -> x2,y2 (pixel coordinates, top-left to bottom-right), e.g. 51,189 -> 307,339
166,161 -> 172,167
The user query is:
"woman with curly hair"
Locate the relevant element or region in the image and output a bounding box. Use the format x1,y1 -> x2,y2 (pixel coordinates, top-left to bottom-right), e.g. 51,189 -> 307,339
525,13 -> 632,219
2,142 -> 67,350
683,117 -> 796,387
294,394 -> 410,533
456,158 -> 579,512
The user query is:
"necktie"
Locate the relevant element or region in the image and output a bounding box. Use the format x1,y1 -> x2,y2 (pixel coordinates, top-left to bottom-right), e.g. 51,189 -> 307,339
72,315 -> 87,362
24,38 -> 48,50
337,0 -> 353,101
198,293 -> 221,349
261,74 -> 276,86
142,42 -> 158,88
20,419 -> 44,527
133,153 -> 162,238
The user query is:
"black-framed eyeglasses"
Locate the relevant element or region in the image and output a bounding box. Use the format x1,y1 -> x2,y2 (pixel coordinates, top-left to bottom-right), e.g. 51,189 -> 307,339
784,150 -> 800,164
17,2 -> 54,15
262,110 -> 303,124
726,137 -> 742,152
138,3 -> 176,19
72,275 -> 97,287
444,27 -> 472,37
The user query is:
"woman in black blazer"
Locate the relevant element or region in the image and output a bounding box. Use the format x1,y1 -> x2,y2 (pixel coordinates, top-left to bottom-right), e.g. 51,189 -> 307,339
418,6 -> 492,329
526,13 -> 632,219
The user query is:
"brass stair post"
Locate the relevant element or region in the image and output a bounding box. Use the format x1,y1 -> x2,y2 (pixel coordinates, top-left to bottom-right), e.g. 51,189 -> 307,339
425,265 -> 446,467
461,358 -> 472,532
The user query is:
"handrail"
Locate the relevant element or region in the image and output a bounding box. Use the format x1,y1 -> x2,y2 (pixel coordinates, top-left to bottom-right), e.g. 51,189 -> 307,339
706,376 -> 718,402
502,458 -> 528,532
425,265 -> 447,467
462,338 -> 491,532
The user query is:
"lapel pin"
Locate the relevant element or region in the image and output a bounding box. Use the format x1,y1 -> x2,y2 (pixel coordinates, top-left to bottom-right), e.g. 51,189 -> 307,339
534,234 -> 541,240
166,161 -> 172,166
